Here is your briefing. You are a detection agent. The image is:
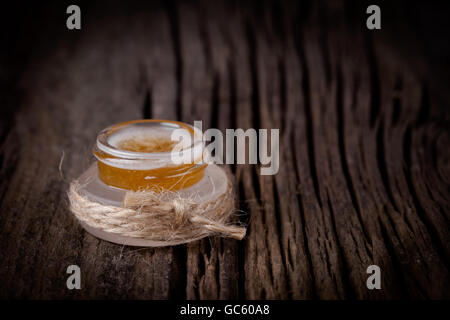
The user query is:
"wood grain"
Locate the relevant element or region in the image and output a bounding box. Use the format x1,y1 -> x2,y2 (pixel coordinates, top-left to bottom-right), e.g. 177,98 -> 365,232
0,0 -> 449,299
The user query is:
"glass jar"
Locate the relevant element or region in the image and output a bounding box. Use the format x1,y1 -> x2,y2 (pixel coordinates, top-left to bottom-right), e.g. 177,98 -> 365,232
93,119 -> 207,191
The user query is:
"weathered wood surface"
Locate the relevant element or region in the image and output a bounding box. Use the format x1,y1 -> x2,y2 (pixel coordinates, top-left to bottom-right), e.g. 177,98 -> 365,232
0,0 -> 449,299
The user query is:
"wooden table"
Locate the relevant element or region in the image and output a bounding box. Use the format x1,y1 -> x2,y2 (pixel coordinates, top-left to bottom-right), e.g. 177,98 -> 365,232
0,0 -> 449,299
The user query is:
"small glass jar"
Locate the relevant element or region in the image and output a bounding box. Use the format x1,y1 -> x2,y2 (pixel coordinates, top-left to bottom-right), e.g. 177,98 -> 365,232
93,119 -> 207,191
74,119 -> 229,246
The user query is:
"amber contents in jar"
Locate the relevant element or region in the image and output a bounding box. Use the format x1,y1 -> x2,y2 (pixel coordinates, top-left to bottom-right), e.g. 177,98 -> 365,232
116,137 -> 177,153
94,120 -> 207,191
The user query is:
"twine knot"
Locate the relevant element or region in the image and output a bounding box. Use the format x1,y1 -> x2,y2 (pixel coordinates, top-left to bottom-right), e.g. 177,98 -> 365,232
171,198 -> 192,226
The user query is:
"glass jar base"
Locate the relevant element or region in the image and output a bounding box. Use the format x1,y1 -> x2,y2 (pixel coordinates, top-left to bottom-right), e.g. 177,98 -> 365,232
73,163 -> 230,247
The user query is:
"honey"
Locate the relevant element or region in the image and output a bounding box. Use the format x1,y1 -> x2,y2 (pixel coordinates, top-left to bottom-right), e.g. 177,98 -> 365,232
117,137 -> 177,153
94,119 -> 207,191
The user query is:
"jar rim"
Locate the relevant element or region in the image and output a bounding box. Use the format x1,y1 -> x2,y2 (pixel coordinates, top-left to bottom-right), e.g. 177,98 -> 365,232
95,119 -> 204,161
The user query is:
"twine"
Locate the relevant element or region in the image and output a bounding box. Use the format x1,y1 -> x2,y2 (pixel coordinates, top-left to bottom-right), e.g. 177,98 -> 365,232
68,181 -> 246,245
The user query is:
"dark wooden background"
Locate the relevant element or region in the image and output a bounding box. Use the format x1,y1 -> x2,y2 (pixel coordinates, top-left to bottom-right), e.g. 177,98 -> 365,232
0,0 -> 449,299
